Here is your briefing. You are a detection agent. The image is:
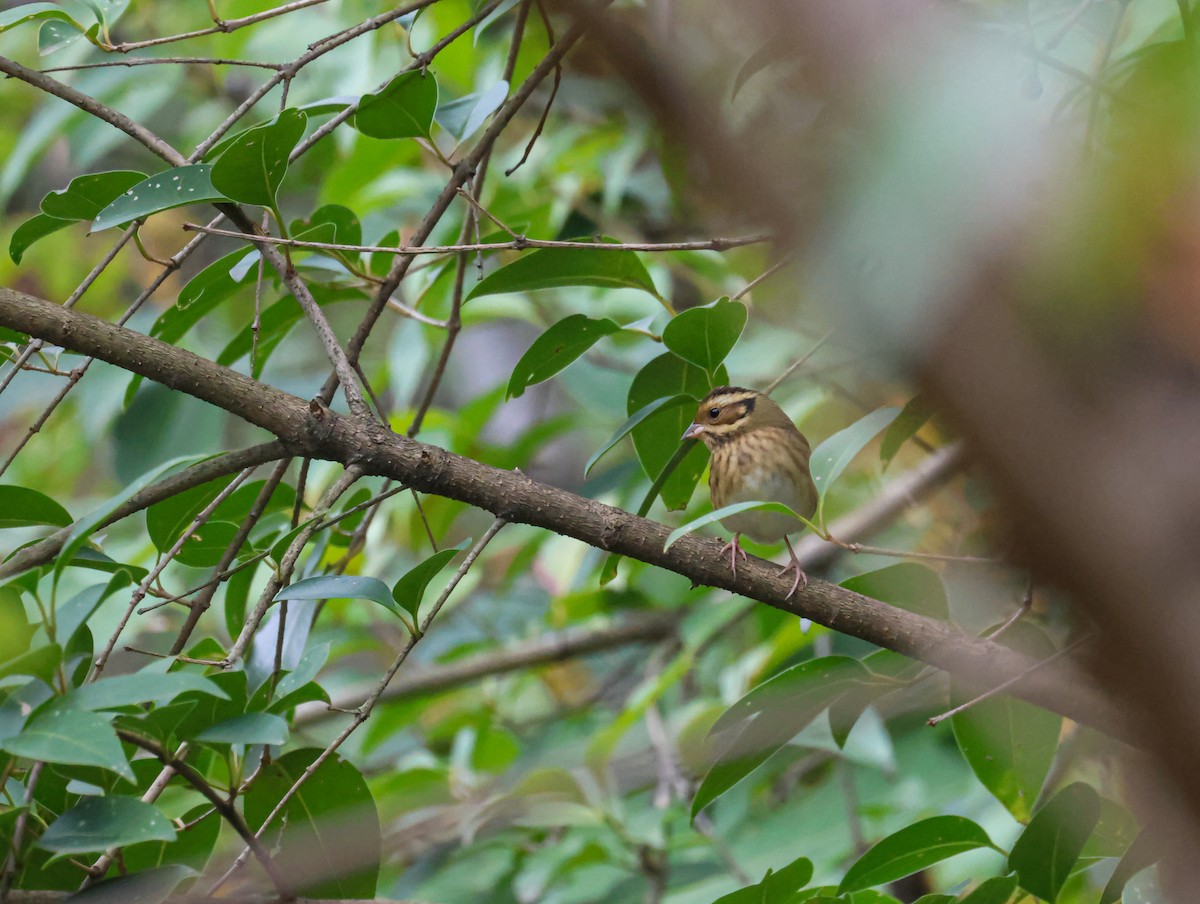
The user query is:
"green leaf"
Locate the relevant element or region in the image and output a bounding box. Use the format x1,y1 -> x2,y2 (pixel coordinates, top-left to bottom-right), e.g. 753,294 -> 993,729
952,623 -> 1062,823
838,816 -> 996,893
9,213 -> 71,264
585,395 -> 693,477
68,672 -> 228,711
0,2 -> 92,34
1100,831 -> 1157,904
91,165 -> 226,231
1008,782 -> 1101,902
55,454 -> 211,588
0,485 -> 71,528
392,538 -> 472,622
38,797 -> 175,854
41,170 -> 146,220
54,573 -> 133,647
960,875 -> 1019,904
841,563 -> 948,621
243,748 -> 381,898
627,353 -> 723,511
665,500 -> 815,552
176,247 -> 259,312
713,855 -> 815,904
880,394 -> 935,467
38,17 -> 91,55
1,704 -> 132,779
507,314 -> 621,398
356,70 -> 438,139
195,712 -> 288,746
435,80 -> 508,143
210,108 -> 307,208
692,656 -> 867,817
290,203 -> 362,247
466,238 -> 659,301
809,406 -> 900,513
67,865 -> 193,904
274,574 -> 408,622
661,297 -> 747,372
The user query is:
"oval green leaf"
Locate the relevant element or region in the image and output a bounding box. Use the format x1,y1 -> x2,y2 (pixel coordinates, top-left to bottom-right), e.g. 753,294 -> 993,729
0,2 -> 92,34
838,815 -> 996,893
435,80 -> 508,143
38,797 -> 175,854
68,672 -> 228,711
91,165 -> 226,232
507,314 -> 621,399
195,712 -> 288,746
0,485 -> 71,529
1008,782 -> 1100,902
210,108 -> 307,208
1,704 -> 132,779
356,70 -> 438,139
274,574 -> 401,619
466,239 -> 658,301
392,538 -> 472,622
810,406 -> 900,507
9,213 -> 71,264
662,297 -> 747,372
665,500 -> 816,552
960,875 -> 1019,904
41,170 -> 146,220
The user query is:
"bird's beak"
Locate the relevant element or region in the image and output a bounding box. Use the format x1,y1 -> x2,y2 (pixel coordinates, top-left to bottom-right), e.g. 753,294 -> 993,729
682,422 -> 704,441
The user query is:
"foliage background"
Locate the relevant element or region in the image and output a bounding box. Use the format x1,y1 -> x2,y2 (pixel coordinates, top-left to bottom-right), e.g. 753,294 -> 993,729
0,0 -> 1191,902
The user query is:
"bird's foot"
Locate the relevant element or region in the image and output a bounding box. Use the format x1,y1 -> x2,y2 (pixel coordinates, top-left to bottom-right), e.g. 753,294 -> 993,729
780,536 -> 808,599
719,534 -> 748,580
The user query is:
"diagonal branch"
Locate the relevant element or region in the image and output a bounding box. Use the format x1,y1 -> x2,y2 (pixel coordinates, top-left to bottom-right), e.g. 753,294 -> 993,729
0,286 -> 1119,734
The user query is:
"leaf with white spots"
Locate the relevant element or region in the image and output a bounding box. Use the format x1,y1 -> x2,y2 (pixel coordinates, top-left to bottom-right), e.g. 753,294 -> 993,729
0,704 -> 132,779
210,108 -> 307,209
91,165 -> 227,232
38,796 -> 176,855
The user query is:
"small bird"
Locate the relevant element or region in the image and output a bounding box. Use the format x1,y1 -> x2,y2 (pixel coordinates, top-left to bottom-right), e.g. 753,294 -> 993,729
682,386 -> 818,597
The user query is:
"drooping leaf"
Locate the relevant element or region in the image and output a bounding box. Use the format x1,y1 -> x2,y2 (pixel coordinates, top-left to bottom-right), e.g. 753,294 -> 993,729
67,864 -> 193,904
274,574 -> 408,622
692,656 -> 867,817
1008,782 -> 1101,902
41,169 -> 146,220
210,108 -> 307,208
841,563 -> 948,621
507,314 -> 621,398
68,672 -> 228,711
1,704 -> 132,779
665,500 -> 816,553
9,213 -> 71,264
1099,831 -> 1158,904
952,623 -> 1062,823
435,80 -> 508,143
585,395 -> 694,477
54,573 -> 133,647
0,2 -> 92,35
91,165 -> 226,232
392,538 -> 472,622
627,353 -> 723,511
242,748 -> 381,899
0,485 -> 71,529
880,394 -> 936,467
838,816 -> 997,893
661,297 -> 747,372
466,239 -> 659,301
356,70 -> 438,139
38,797 -> 175,854
809,406 -> 900,513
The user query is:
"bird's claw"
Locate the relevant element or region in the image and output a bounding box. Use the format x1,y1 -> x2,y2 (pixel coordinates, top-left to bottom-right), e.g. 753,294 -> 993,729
719,534 -> 748,580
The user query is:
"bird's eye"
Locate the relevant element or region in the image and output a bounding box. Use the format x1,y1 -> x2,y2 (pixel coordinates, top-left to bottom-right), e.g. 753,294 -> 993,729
707,407 -> 720,419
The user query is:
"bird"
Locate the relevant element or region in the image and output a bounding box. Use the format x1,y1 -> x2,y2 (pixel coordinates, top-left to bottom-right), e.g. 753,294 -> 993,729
682,386 -> 818,597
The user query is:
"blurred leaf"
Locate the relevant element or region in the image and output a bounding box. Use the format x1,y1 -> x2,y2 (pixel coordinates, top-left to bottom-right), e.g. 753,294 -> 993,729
275,575 -> 406,622
0,485 -> 71,528
841,563 -> 948,621
175,248 -> 259,312
1,704 -> 132,779
195,712 -> 288,746
665,500 -> 814,552
291,203 -> 362,247
628,353 -> 722,511
952,623 -> 1061,822
960,875 -> 1019,904
54,573 -> 132,647
838,816 -> 996,893
692,656 -> 867,817
1008,782 -> 1101,902
68,672 -> 228,711
68,865 -> 193,904
356,70 -> 438,139
91,165 -> 226,231
880,394 -> 935,467
810,407 -> 900,511
661,297 -> 747,372
9,213 -> 70,264
243,749 -> 380,898
392,538 -> 471,623
0,2 -> 93,34
507,314 -> 621,398
713,855 -> 814,903
466,239 -> 659,301
210,108 -> 307,208
1100,831 -> 1158,904
436,80 -> 508,143
39,797 -> 174,854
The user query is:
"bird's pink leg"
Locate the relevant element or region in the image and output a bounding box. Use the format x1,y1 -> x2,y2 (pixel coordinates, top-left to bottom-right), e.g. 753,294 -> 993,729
779,536 -> 808,598
718,532 -> 748,580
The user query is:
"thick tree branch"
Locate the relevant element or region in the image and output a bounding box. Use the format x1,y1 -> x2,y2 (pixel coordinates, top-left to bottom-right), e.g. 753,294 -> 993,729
0,287 -> 1118,734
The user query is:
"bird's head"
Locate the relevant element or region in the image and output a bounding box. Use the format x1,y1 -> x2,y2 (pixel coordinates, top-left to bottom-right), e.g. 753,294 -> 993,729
683,386 -> 789,447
